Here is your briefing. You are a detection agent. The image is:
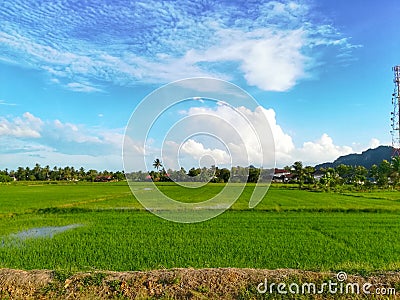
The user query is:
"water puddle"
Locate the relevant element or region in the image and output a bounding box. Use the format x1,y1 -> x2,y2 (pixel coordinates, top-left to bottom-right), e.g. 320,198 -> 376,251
8,224 -> 83,240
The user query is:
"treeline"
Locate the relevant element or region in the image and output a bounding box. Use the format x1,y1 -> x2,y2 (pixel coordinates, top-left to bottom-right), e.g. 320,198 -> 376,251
0,164 -> 125,182
126,165 -> 266,183
0,163 -> 262,184
124,158 -> 269,183
2,156 -> 400,190
130,157 -> 400,189
285,157 -> 400,190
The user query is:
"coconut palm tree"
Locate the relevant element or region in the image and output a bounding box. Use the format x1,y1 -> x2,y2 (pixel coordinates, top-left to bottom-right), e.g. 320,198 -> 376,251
152,158 -> 163,171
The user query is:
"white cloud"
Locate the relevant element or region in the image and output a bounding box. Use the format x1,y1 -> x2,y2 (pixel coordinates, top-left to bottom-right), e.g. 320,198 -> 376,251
180,105 -> 270,167
294,134 -> 353,166
0,108 -> 383,170
0,137 -> 55,154
124,136 -> 145,156
179,104 -> 297,166
0,112 -> 126,169
123,136 -> 148,171
185,28 -> 309,91
0,150 -> 123,171
180,139 -> 230,164
65,82 -> 102,93
0,0 -> 360,92
0,99 -> 16,106
0,112 -> 43,138
50,78 -> 60,84
50,119 -> 102,144
240,31 -> 307,91
258,107 -> 295,153
368,138 -> 380,149
155,105 -> 379,169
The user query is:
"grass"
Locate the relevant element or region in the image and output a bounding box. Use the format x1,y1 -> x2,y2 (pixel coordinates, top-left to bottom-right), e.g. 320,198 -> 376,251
0,181 -> 135,215
3,181 -> 400,213
0,181 -> 400,273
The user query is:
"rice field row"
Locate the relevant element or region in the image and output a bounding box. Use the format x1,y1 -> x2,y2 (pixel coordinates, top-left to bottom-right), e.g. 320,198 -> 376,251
2,182 -> 400,213
0,210 -> 399,272
0,182 -> 399,273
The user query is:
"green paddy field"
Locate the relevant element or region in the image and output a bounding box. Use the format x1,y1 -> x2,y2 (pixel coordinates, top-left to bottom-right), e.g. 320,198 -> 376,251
1,182 -> 400,274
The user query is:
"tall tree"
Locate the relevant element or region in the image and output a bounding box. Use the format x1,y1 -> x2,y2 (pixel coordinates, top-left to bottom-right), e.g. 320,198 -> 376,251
319,167 -> 337,190
390,156 -> 400,188
219,168 -> 231,183
304,166 -> 315,186
152,158 -> 162,171
336,164 -> 353,184
79,167 -> 86,180
378,160 -> 391,187
353,165 -> 368,188
247,166 -> 260,183
292,161 -> 305,188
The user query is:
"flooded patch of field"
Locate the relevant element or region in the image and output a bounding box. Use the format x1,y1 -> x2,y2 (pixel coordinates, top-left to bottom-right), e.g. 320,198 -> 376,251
7,224 -> 83,241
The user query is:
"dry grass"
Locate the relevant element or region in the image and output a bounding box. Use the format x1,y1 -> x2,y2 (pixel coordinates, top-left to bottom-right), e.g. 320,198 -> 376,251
1,268 -> 400,299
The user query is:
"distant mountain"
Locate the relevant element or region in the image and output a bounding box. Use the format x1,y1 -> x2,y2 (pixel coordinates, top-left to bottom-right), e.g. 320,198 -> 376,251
315,145 -> 393,170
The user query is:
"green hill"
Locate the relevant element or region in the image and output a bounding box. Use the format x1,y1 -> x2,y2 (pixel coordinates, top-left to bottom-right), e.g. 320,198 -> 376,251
315,145 -> 393,169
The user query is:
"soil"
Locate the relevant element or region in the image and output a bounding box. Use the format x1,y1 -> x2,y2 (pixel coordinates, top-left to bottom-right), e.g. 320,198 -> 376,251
0,268 -> 399,299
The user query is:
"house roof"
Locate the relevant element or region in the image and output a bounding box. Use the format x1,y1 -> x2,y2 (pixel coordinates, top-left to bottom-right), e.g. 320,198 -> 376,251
274,168 -> 290,174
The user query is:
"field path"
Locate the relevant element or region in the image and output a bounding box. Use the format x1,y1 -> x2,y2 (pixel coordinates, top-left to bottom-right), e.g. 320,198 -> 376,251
0,268 -> 399,299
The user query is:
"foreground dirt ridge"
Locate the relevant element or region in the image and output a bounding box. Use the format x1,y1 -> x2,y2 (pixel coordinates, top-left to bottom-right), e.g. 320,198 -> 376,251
0,268 -> 399,299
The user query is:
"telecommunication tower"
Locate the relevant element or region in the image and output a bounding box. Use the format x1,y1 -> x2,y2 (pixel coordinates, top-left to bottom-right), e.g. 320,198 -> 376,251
391,65 -> 400,157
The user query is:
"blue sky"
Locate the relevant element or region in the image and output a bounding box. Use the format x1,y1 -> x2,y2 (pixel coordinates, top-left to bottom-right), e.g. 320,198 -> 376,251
0,0 -> 399,171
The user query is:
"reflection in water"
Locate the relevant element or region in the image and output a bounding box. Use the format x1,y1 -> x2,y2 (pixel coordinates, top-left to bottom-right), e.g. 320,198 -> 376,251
9,224 -> 83,240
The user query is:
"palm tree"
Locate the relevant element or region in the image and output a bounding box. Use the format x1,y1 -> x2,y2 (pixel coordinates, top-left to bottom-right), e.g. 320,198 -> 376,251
79,167 -> 85,180
44,165 -> 50,180
153,158 -> 163,171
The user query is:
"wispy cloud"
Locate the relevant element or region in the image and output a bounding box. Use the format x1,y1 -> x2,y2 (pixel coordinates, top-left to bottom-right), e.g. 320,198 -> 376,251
65,82 -> 103,93
0,99 -> 17,106
0,0 -> 360,92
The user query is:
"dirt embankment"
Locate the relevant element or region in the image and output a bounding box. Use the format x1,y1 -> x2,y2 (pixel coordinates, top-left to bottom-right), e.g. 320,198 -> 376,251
1,268 -> 399,299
